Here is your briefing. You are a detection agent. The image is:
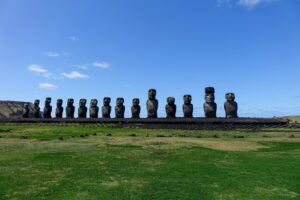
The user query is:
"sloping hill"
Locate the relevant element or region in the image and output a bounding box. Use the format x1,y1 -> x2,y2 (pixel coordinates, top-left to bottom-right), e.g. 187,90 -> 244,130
0,101 -> 34,119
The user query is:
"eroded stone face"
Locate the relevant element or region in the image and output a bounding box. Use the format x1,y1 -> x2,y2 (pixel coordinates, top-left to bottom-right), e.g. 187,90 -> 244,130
55,99 -> 63,118
224,93 -> 238,118
43,97 -> 52,119
183,95 -> 193,118
165,97 -> 176,118
203,87 -> 217,118
147,89 -> 158,118
33,99 -> 40,118
23,104 -> 30,118
66,98 -> 75,118
131,98 -> 141,118
115,98 -> 125,118
102,97 -> 111,118
78,99 -> 87,118
89,99 -> 99,118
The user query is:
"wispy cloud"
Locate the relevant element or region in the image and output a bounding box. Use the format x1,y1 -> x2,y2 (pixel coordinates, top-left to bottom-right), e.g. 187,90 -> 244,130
44,51 -> 60,57
218,0 -> 277,9
92,62 -> 110,69
70,36 -> 79,42
39,83 -> 57,90
61,71 -> 88,79
28,64 -> 53,78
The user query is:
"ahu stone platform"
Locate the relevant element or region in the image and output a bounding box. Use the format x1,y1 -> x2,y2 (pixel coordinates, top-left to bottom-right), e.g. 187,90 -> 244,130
0,117 -> 288,130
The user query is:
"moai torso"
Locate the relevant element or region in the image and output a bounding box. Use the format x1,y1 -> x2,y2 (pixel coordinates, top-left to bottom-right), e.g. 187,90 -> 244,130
203,87 -> 217,118
102,97 -> 111,118
183,95 -> 193,118
131,98 -> 141,119
23,104 -> 30,118
165,97 -> 176,118
66,99 -> 75,118
89,99 -> 99,118
147,89 -> 158,118
224,93 -> 238,118
55,99 -> 63,118
33,100 -> 40,118
115,98 -> 125,118
43,97 -> 52,119
78,99 -> 87,118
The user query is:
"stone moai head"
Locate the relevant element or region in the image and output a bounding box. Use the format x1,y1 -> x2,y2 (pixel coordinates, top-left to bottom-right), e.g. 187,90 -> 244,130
205,87 -> 215,103
24,103 -> 29,109
167,97 -> 175,105
183,95 -> 192,104
226,93 -> 235,102
67,99 -> 74,106
90,99 -> 98,107
204,87 -> 217,118
132,98 -> 140,106
34,99 -> 40,107
56,99 -> 63,107
116,98 -> 124,106
224,92 -> 238,118
45,97 -> 51,106
103,97 -> 111,106
79,99 -> 87,107
148,89 -> 157,100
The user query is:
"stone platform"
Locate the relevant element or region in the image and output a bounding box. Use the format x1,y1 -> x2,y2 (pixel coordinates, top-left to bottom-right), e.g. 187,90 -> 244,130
0,117 -> 289,130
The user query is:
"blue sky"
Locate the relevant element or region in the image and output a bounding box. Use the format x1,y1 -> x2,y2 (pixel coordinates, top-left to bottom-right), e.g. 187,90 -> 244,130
0,0 -> 299,117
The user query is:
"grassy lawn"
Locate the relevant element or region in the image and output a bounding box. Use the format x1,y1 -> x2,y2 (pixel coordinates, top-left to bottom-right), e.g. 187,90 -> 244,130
0,124 -> 300,200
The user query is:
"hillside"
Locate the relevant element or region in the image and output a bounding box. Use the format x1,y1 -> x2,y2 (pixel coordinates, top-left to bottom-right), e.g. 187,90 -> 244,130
0,101 -> 34,119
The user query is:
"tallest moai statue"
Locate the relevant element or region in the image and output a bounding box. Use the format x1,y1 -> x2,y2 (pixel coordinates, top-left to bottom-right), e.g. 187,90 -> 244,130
43,97 -> 52,118
147,89 -> 158,118
203,87 -> 217,118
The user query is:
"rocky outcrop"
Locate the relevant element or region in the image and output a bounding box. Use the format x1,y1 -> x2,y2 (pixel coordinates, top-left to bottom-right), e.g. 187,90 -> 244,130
0,101 -> 34,119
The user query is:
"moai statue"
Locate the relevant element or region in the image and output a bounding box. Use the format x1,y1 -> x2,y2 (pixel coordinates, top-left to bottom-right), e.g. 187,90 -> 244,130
131,98 -> 141,119
102,97 -> 111,118
89,99 -> 99,118
224,93 -> 238,118
78,99 -> 87,118
115,98 -> 125,118
55,99 -> 63,118
33,99 -> 40,118
22,104 -> 30,118
147,89 -> 158,118
43,97 -> 52,119
66,99 -> 75,118
183,95 -> 193,118
165,97 -> 176,118
203,87 -> 217,118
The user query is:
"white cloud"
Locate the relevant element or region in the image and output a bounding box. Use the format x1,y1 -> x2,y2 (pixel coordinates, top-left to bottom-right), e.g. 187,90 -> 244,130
39,83 -> 57,90
28,64 -> 48,73
92,62 -> 110,69
70,36 -> 79,42
61,71 -> 88,79
44,51 -> 60,57
218,0 -> 276,9
28,64 -> 54,78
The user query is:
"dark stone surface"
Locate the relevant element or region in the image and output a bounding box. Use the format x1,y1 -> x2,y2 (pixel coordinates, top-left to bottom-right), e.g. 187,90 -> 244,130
224,93 -> 238,118
55,99 -> 63,118
131,98 -> 141,118
43,97 -> 52,119
102,97 -> 111,118
33,99 -> 40,118
165,97 -> 176,118
78,99 -> 87,118
115,98 -> 125,118
204,87 -> 217,118
147,89 -> 158,118
22,104 -> 30,118
66,99 -> 75,118
183,95 -> 193,118
89,99 -> 99,118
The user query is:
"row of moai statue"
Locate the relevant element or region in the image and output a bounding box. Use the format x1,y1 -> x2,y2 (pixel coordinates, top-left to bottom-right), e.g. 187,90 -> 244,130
23,88 -> 238,119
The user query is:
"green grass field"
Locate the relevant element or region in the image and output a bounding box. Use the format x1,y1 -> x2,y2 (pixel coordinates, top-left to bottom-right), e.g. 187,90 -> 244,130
0,124 -> 300,200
